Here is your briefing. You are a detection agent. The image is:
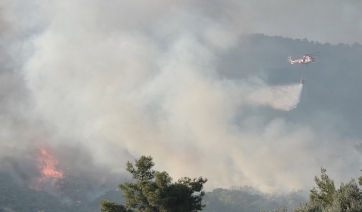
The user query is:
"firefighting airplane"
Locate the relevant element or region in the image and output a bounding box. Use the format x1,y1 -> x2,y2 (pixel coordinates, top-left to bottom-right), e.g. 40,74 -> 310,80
288,52 -> 319,65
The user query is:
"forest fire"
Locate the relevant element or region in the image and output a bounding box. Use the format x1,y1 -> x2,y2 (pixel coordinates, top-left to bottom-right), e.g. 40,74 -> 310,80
29,146 -> 64,190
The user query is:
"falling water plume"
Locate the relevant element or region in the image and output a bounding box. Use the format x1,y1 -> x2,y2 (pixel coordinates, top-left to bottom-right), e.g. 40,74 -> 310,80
245,83 -> 303,111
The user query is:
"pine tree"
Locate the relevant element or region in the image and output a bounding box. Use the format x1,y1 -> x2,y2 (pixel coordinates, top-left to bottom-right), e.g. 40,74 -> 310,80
100,156 -> 207,212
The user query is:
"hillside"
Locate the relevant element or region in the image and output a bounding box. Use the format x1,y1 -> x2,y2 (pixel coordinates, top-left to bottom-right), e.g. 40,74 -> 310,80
1,33 -> 362,211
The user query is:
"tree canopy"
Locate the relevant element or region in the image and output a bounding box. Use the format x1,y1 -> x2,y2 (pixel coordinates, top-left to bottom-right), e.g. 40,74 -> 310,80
100,155 -> 207,212
278,168 -> 362,212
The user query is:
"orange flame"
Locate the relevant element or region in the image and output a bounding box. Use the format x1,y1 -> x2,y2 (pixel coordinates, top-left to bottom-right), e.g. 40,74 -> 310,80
37,148 -> 63,180
30,146 -> 64,190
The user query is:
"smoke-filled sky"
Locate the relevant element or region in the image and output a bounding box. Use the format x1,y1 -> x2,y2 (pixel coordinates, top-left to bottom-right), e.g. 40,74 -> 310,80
1,0 -> 362,194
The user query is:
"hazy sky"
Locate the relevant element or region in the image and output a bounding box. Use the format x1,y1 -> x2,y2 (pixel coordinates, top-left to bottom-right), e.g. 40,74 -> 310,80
1,0 -> 362,194
230,1 -> 362,45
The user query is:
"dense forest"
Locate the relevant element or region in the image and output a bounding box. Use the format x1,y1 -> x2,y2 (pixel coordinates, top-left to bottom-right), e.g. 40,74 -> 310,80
0,169 -> 306,212
1,33 -> 362,211
203,187 -> 305,212
0,172 -> 75,212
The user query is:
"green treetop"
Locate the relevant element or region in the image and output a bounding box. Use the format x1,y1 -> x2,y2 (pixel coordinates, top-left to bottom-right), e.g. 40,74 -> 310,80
100,155 -> 207,212
294,168 -> 362,212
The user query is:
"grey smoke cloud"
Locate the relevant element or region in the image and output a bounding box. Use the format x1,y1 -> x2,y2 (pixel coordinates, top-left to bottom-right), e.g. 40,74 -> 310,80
0,0 -> 361,194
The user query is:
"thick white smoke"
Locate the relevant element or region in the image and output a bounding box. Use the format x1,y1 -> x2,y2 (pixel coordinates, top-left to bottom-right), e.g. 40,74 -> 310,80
1,0 -> 361,194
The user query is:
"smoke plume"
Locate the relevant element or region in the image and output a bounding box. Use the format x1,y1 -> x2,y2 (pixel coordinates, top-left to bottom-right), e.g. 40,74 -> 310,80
0,0 -> 361,197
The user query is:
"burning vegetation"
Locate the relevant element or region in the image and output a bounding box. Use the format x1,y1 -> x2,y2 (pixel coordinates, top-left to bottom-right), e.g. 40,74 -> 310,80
29,146 -> 64,190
